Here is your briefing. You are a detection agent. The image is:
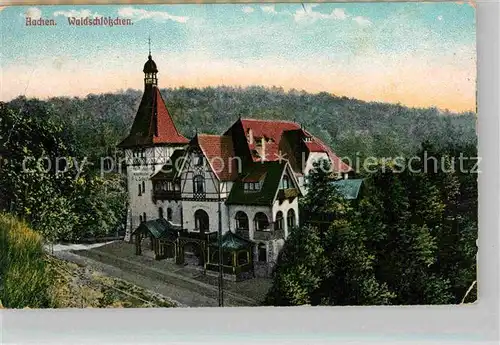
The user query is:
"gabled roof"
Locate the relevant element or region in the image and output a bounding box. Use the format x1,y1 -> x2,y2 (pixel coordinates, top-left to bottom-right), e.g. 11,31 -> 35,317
192,134 -> 239,181
332,179 -> 363,200
238,118 -> 299,162
302,129 -> 352,173
132,218 -> 182,239
210,231 -> 253,251
118,86 -> 189,148
225,118 -> 352,173
226,161 -> 297,206
151,149 -> 186,180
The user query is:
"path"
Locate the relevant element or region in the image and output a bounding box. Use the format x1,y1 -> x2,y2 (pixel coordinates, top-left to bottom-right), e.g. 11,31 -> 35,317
51,242 -> 270,307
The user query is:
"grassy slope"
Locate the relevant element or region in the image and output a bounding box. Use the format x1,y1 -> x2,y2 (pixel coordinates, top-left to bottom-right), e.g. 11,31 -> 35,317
0,213 -> 173,309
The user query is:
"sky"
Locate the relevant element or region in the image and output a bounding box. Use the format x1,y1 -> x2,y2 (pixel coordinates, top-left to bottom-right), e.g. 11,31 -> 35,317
0,3 -> 476,112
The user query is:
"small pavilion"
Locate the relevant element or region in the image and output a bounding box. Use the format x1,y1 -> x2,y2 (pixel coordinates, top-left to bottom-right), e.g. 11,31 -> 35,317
132,218 -> 181,259
206,231 -> 254,278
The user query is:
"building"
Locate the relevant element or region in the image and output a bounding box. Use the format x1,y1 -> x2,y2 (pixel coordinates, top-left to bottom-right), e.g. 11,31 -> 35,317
118,54 -> 353,280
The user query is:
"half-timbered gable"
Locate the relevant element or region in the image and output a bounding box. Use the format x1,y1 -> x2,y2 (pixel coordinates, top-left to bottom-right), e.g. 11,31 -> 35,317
178,134 -> 239,234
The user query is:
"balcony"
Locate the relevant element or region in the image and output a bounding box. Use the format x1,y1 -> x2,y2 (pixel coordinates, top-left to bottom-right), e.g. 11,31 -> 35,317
235,229 -> 250,240
253,229 -> 285,241
152,190 -> 181,202
277,188 -> 299,202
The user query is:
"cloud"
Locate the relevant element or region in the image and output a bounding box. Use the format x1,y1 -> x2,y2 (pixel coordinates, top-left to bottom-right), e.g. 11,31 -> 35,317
261,5 -> 278,15
294,7 -> 348,23
22,7 -> 42,19
53,9 -> 101,18
242,6 -> 254,14
352,16 -> 372,27
117,7 -> 188,23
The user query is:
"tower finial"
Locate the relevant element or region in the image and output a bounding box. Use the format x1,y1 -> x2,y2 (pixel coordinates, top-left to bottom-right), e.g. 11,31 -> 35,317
148,34 -> 151,58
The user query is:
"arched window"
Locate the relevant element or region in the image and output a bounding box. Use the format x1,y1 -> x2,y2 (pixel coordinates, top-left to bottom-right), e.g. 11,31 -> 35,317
254,212 -> 270,231
193,175 -> 205,194
258,243 -> 267,262
287,209 -> 296,228
139,215 -> 143,223
142,181 -> 146,193
143,212 -> 147,222
167,208 -> 173,221
158,207 -> 164,219
138,184 -> 142,196
282,175 -> 290,189
275,211 -> 284,230
194,209 -> 209,233
235,211 -> 249,230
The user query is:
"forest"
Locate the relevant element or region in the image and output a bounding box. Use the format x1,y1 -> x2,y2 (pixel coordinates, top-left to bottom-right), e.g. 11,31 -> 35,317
0,86 -> 477,306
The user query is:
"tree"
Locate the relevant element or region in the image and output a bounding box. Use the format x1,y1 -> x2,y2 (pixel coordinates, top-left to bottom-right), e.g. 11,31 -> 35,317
268,147 -> 477,306
300,159 -> 349,232
0,100 -> 128,242
265,224 -> 327,306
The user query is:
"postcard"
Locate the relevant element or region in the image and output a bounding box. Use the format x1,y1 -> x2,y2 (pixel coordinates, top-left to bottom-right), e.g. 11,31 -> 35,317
0,2 -> 477,309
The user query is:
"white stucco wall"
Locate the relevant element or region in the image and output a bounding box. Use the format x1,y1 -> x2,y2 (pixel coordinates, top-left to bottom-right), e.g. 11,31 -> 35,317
124,144 -> 185,232
271,197 -> 299,239
227,204 -> 273,238
182,200 -> 229,234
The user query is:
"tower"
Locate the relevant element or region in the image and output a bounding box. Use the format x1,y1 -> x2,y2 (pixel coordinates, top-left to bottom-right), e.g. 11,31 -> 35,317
118,48 -> 189,239
143,37 -> 158,87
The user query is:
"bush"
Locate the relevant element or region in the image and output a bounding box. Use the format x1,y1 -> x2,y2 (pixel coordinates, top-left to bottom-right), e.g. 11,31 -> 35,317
0,213 -> 54,308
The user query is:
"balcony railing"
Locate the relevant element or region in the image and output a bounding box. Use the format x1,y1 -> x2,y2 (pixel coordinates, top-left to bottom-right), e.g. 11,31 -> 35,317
152,190 -> 181,202
235,229 -> 250,240
253,229 -> 285,241
277,188 -> 299,201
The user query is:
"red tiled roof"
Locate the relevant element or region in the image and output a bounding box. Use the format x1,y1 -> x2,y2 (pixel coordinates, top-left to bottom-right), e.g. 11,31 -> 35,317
195,134 -> 239,181
240,119 -> 300,162
304,134 -> 352,173
118,86 -> 188,148
238,118 -> 352,173
152,88 -> 189,145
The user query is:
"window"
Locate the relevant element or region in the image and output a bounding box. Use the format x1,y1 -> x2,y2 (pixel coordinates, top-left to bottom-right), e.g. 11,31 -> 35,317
193,175 -> 205,194
223,252 -> 233,266
254,212 -> 270,231
195,153 -> 204,166
142,181 -> 146,193
211,251 -> 219,264
154,182 -> 161,191
235,211 -> 249,231
167,208 -> 173,221
138,184 -> 142,196
143,212 -> 147,222
275,211 -> 284,230
237,251 -> 248,265
258,244 -> 267,262
244,182 -> 261,192
139,215 -> 143,223
158,207 -> 164,219
287,209 -> 296,229
304,136 -> 313,142
281,175 -> 291,189
194,209 -> 209,233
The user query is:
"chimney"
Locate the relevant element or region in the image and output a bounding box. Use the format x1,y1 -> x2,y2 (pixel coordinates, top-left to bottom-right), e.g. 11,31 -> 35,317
260,137 -> 266,161
247,129 -> 254,145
